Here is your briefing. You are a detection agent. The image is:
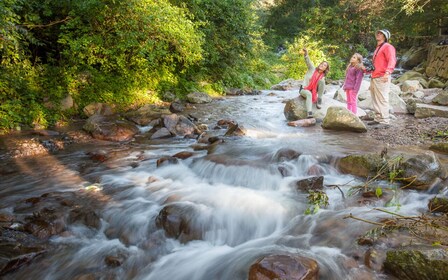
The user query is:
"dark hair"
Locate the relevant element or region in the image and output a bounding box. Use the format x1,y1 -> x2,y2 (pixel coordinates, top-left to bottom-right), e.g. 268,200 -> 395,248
319,61 -> 330,75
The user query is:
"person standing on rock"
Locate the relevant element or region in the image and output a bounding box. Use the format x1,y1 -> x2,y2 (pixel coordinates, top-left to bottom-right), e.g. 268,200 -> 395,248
299,48 -> 329,118
367,29 -> 396,127
343,53 -> 364,114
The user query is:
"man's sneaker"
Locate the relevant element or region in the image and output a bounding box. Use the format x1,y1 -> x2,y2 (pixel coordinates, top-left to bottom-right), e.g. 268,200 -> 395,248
316,98 -> 322,109
307,111 -> 314,118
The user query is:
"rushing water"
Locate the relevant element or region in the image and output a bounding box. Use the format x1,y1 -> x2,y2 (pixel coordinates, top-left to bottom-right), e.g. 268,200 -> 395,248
0,88 -> 440,279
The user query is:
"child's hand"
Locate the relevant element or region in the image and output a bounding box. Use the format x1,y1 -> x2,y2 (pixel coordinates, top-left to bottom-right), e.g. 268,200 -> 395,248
302,48 -> 308,56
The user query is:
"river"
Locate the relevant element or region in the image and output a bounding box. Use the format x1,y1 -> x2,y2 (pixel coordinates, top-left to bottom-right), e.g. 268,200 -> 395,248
0,87 -> 440,279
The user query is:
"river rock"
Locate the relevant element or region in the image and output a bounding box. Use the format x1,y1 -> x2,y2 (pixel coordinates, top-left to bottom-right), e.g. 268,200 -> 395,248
400,46 -> 428,69
337,154 -> 384,178
150,127 -> 172,139
294,176 -> 324,191
155,204 -> 202,243
401,80 -> 423,93
270,78 -> 302,90
399,152 -> 446,191
224,123 -> 246,136
125,105 -> 171,126
248,254 -> 319,280
432,91 -> 448,106
384,249 -> 448,280
186,92 -> 213,104
83,103 -> 115,117
83,114 -> 139,142
428,78 -> 445,89
322,106 -> 367,133
287,118 -> 316,127
284,98 -> 308,120
414,103 -> 448,118
429,142 -> 448,154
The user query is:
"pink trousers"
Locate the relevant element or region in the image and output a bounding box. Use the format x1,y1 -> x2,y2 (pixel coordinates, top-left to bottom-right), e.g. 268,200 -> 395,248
345,89 -> 357,114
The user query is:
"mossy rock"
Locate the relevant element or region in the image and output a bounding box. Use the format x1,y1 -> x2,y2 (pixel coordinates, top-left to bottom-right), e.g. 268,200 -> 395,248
337,154 -> 384,178
429,142 -> 448,154
384,249 -> 448,280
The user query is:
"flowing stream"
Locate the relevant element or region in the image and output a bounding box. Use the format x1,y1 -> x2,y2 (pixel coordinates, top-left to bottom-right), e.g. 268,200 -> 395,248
0,87 -> 440,279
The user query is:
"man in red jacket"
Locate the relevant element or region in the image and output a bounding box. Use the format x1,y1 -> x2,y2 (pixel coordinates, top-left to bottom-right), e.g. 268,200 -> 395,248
368,29 -> 396,127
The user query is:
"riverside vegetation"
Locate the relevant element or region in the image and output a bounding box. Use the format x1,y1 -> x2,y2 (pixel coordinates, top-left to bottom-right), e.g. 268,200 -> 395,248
1,0 -> 447,133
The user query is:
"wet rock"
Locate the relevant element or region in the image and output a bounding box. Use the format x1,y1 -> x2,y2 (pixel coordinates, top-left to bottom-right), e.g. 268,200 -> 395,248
272,148 -> 301,162
172,151 -> 194,159
287,118 -> 316,127
105,254 -> 127,267
87,150 -> 108,162
150,128 -> 172,139
399,152 -> 446,190
364,248 -> 385,271
248,254 -> 319,280
224,123 -> 246,136
67,208 -> 101,229
337,154 -> 384,178
83,114 -> 139,142
155,204 -> 202,243
156,156 -> 179,167
384,249 -> 448,280
428,196 -> 448,213
294,176 -> 324,192
0,242 -> 46,276
217,119 -> 236,127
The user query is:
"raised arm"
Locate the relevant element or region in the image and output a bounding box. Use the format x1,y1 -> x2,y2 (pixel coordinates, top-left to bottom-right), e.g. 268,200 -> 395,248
303,48 -> 315,70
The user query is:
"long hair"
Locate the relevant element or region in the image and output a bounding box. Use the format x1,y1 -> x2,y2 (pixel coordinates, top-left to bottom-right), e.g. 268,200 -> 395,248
346,53 -> 363,73
318,61 -> 330,75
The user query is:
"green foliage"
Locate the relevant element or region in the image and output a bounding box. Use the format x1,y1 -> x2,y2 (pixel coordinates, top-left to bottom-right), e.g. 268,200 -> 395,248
305,190 -> 329,215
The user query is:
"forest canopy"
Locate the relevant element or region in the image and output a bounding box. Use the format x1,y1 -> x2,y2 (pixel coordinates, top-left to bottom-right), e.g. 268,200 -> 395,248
0,0 -> 447,132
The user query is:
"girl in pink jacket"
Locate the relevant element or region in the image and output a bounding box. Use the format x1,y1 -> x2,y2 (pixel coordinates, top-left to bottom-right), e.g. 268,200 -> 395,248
343,53 -> 364,114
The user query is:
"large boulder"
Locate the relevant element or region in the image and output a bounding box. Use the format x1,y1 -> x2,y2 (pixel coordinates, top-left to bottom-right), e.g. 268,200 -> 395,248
426,44 -> 448,79
399,152 -> 447,191
401,80 -> 423,93
322,106 -> 367,133
432,91 -> 448,106
399,46 -> 428,69
414,103 -> 448,118
337,154 -> 384,178
396,71 -> 425,84
249,255 -> 319,280
384,249 -> 448,280
186,92 -> 213,104
284,98 -> 308,121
